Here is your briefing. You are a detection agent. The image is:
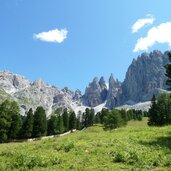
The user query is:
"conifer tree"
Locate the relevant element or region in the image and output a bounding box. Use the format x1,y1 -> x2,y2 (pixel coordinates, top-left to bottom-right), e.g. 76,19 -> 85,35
7,101 -> 22,140
84,108 -> 90,127
77,111 -> 83,129
0,100 -> 12,142
156,93 -> 171,125
33,106 -> 47,137
57,114 -> 64,134
88,109 -> 95,126
62,108 -> 69,132
22,108 -> 34,138
148,95 -> 158,126
47,114 -> 58,135
69,111 -> 76,132
94,112 -> 101,124
120,109 -> 128,126
104,109 -> 123,130
100,108 -> 109,123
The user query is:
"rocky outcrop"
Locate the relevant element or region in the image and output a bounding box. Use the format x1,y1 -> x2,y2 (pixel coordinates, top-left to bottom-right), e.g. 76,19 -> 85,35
99,77 -> 108,101
119,50 -> 168,105
106,74 -> 121,108
0,71 -> 80,115
0,71 -> 30,94
83,77 -> 108,107
74,89 -> 82,101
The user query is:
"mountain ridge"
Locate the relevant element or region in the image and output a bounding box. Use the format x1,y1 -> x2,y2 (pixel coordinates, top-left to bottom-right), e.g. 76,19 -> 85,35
0,50 -> 169,114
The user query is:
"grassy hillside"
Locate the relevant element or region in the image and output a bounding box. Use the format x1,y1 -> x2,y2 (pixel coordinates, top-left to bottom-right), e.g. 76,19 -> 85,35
0,118 -> 171,171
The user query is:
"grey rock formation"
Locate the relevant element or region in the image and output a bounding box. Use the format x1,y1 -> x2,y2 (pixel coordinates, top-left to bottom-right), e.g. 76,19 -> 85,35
0,71 -> 80,115
106,74 -> 121,108
119,50 -> 168,105
74,89 -> 82,101
99,77 -> 108,101
83,76 -> 108,107
83,77 -> 103,107
0,71 -> 30,94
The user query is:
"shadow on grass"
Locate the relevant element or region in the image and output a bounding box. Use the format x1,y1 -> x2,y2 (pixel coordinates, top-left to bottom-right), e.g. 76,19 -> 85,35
139,133 -> 171,150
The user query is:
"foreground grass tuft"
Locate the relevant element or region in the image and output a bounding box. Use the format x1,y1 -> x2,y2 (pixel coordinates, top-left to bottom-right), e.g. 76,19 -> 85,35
0,118 -> 171,171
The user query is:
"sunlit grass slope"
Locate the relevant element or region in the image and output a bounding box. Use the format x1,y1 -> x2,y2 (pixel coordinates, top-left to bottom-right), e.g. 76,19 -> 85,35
0,118 -> 171,171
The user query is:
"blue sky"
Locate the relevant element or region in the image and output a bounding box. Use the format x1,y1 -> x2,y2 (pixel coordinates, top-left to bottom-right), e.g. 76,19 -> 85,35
0,0 -> 171,92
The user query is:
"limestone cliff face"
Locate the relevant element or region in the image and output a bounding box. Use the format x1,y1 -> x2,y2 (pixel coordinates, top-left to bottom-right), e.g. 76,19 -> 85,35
0,71 -> 30,94
82,77 -> 108,107
106,74 -> 121,108
119,50 -> 168,105
0,71 -> 80,115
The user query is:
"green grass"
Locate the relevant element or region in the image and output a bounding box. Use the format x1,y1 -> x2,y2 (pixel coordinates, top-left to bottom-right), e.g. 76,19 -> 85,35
0,118 -> 171,171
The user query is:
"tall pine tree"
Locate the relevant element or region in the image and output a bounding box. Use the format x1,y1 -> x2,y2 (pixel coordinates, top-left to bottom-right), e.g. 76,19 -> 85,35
0,100 -> 12,142
7,101 -> 22,140
47,114 -> 58,135
33,106 -> 47,137
69,111 -> 76,132
88,109 -> 95,126
148,95 -> 158,126
21,108 -> 34,138
57,114 -> 64,134
62,109 -> 69,132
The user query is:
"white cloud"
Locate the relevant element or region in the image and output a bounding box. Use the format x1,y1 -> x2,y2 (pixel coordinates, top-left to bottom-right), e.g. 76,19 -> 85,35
33,28 -> 68,43
133,22 -> 171,52
132,16 -> 155,33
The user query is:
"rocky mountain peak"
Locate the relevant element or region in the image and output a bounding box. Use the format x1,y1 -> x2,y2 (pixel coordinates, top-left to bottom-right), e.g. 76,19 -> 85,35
99,76 -> 108,101
74,89 -> 81,99
109,74 -> 115,87
83,77 -> 102,107
106,74 -> 121,108
0,71 -> 82,115
0,71 -> 30,94
119,50 -> 168,106
32,79 -> 45,87
99,76 -> 106,88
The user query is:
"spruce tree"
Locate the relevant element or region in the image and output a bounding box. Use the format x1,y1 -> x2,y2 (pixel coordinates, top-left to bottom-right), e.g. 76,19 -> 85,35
94,112 -> 101,124
88,109 -> 95,126
77,111 -> 83,129
57,114 -> 64,134
62,109 -> 69,132
47,114 -> 58,135
148,95 -> 158,126
120,109 -> 128,126
104,109 -> 123,130
0,100 -> 12,142
69,111 -> 76,132
33,106 -> 47,137
84,108 -> 89,127
156,93 -> 171,125
22,108 -> 34,138
7,101 -> 22,140
100,108 -> 109,123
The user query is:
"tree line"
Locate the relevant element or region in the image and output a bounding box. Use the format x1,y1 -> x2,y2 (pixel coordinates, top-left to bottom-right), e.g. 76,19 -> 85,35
148,93 -> 171,126
100,108 -> 146,130
0,99 -> 147,142
0,101 -> 80,143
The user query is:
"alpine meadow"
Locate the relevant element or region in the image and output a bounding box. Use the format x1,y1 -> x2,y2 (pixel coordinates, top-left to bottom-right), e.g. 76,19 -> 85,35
0,1 -> 171,171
